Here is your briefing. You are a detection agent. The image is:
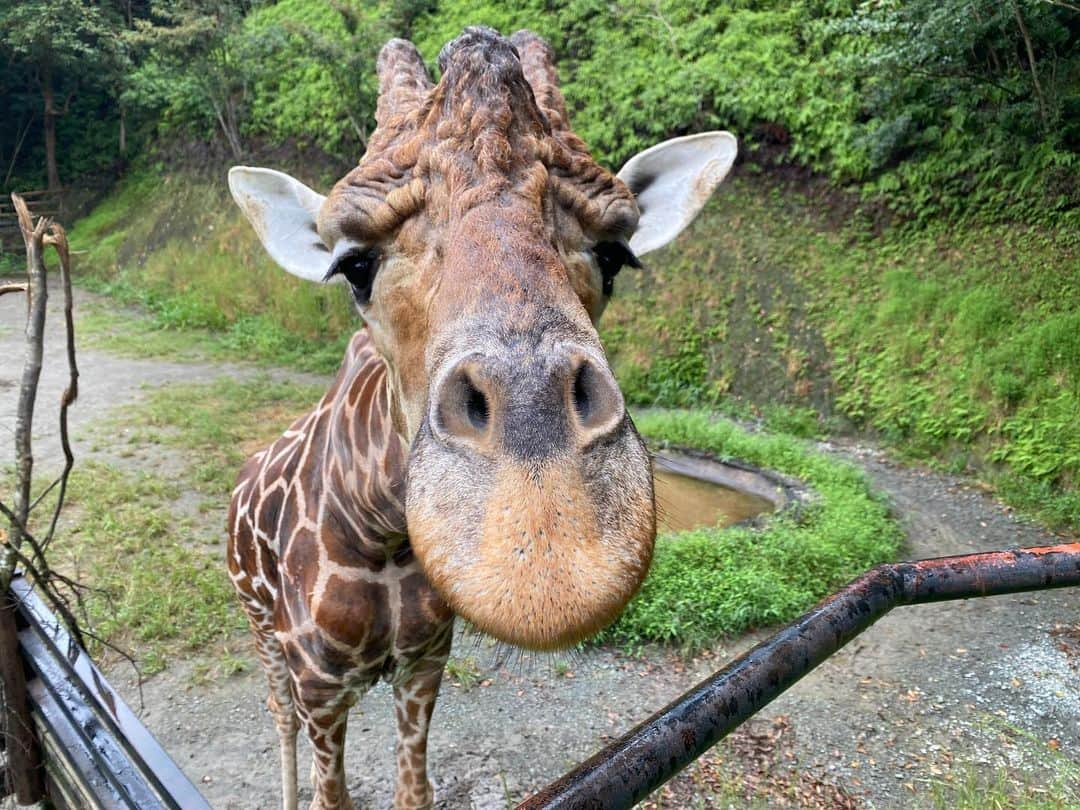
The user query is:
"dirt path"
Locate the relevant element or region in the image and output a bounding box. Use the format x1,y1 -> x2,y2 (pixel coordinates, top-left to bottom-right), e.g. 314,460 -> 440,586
0,283 -> 324,475
3,283 -> 1077,809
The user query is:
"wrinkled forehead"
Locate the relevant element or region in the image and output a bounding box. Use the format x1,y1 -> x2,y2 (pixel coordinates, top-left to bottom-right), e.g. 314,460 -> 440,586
317,133 -> 639,252
316,33 -> 639,251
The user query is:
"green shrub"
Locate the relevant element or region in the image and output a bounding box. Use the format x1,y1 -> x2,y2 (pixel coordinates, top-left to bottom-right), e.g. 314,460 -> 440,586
602,410 -> 902,649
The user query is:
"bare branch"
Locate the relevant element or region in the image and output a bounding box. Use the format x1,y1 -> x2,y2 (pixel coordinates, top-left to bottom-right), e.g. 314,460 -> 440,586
27,475 -> 61,513
3,195 -> 48,594
1011,0 -> 1050,131
2,196 -> 100,804
42,222 -> 78,550
1037,0 -> 1080,11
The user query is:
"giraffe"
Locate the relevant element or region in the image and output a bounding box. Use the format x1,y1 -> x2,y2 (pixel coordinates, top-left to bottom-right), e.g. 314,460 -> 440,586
226,27 -> 736,810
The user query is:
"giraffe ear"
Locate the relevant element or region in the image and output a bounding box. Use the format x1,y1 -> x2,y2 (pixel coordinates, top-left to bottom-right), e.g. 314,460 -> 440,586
617,132 -> 737,257
228,166 -> 331,282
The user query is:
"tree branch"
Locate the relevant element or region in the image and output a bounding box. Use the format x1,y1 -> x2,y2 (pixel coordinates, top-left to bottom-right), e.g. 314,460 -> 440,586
1011,0 -> 1050,131
42,223 -> 78,551
2,194 -> 49,594
0,283 -> 28,297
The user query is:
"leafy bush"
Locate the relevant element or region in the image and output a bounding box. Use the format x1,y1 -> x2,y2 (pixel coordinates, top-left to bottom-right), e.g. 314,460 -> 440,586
412,1 -> 861,170
240,0 -> 395,155
602,410 -> 902,649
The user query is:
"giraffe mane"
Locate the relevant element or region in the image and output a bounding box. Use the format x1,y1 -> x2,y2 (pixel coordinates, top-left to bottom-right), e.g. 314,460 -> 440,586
317,27 -> 637,248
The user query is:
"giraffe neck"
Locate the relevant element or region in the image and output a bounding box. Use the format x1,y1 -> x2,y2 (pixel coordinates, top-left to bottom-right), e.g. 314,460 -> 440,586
320,330 -> 410,557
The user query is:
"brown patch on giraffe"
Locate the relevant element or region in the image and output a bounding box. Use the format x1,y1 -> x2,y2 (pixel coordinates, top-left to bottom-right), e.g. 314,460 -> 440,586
396,572 -> 454,646
313,576 -> 392,651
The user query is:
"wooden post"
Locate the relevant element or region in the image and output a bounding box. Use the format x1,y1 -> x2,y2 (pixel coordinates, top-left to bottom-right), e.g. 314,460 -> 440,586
1,193 -> 49,804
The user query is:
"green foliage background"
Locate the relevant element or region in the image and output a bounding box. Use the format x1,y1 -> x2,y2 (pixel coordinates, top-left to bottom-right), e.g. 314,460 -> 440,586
4,0 -> 1079,534
4,0 -> 1078,223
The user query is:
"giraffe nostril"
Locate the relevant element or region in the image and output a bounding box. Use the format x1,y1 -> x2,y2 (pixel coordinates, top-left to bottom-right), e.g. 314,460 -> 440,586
566,354 -> 624,446
465,381 -> 489,431
572,364 -> 591,422
431,358 -> 497,449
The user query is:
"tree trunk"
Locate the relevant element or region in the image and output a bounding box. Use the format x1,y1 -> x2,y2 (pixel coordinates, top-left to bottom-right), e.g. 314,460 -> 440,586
119,106 -> 127,156
209,96 -> 243,160
1010,0 -> 1049,131
42,65 -> 61,191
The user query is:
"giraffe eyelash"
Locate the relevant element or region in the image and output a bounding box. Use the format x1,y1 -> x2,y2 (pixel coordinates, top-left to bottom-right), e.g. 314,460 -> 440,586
592,240 -> 641,297
325,247 -> 382,304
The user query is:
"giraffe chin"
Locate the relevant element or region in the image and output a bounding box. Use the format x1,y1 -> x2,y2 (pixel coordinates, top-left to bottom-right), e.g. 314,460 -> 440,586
406,431 -> 656,650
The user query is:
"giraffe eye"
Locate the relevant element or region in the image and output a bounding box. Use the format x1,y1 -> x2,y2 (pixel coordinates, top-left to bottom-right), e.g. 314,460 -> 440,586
325,247 -> 381,305
592,241 -> 640,297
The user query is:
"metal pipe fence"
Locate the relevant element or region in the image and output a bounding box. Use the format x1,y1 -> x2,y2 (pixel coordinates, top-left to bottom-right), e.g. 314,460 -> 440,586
517,543 -> 1080,810
4,544 -> 1077,808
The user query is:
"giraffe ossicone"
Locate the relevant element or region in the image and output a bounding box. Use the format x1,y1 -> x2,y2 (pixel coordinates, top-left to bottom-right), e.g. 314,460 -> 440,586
227,26 -> 736,810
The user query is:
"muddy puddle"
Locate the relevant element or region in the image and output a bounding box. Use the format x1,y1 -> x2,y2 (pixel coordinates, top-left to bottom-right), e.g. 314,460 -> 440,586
653,454 -> 779,533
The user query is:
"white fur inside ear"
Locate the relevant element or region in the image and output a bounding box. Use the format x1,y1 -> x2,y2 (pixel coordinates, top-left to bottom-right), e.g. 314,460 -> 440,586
617,132 -> 737,256
227,166 -> 330,282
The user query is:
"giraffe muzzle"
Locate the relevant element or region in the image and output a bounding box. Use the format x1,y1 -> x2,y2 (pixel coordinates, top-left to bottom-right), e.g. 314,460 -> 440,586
406,343 -> 655,650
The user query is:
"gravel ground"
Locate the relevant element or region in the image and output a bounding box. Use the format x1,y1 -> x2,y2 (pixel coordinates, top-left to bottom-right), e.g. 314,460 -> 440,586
3,282 -> 1077,809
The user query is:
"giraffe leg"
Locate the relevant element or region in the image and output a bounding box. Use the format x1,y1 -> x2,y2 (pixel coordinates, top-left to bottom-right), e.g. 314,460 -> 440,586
297,696 -> 354,810
392,662 -> 448,810
248,619 -> 300,810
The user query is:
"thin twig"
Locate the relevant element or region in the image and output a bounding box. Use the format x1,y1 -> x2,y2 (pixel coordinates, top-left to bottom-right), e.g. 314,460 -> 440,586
8,547 -> 87,650
3,114 -> 34,187
1,455 -> 88,652
1038,0 -> 1080,11
1011,0 -> 1050,131
42,223 -> 78,550
27,475 -> 61,513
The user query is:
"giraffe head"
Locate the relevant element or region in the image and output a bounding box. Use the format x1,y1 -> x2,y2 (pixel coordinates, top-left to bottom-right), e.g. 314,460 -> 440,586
229,28 -> 736,650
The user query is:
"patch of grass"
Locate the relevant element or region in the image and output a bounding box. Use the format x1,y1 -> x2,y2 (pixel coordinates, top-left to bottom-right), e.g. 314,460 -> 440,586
68,168 -> 357,375
760,403 -> 825,440
77,287 -> 351,376
930,764 -> 1080,809
33,462 -> 245,674
4,373 -> 322,676
601,410 -> 903,649
5,374 -> 322,675
118,374 -> 325,497
444,656 -> 482,691
994,474 -> 1080,532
